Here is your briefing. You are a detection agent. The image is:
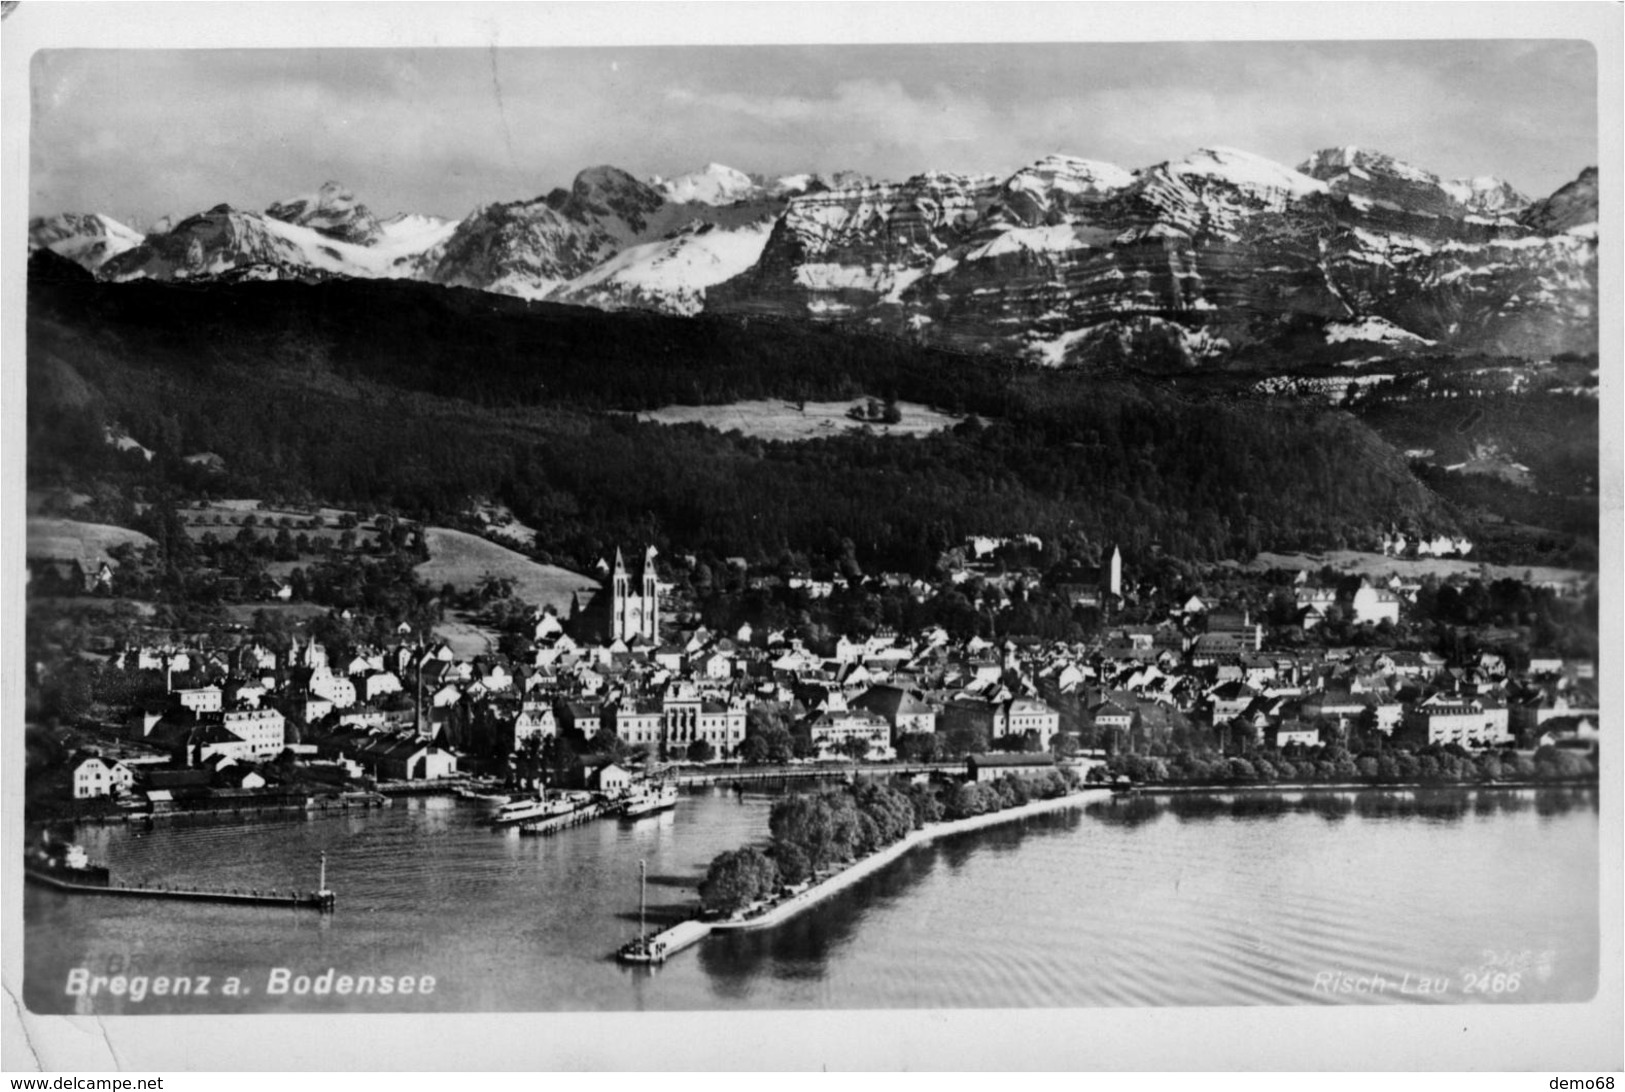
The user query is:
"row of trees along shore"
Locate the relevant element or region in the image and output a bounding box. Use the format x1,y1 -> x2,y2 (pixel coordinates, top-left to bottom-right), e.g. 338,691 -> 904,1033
698,770 -> 1081,916
1095,743 -> 1595,786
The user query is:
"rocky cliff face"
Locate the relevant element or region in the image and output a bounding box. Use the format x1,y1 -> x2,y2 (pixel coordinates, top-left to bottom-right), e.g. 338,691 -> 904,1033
1518,166 -> 1598,235
709,148 -> 1595,363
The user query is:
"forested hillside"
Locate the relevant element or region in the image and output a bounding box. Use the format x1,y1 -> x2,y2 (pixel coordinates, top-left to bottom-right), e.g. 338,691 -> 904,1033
29,252 -> 1459,575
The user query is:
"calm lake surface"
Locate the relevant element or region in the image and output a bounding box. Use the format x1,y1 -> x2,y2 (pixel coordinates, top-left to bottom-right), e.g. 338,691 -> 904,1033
24,785 -> 1599,1014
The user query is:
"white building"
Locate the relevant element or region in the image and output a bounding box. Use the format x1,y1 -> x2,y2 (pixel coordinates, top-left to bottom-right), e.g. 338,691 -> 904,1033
72,755 -> 134,799
174,686 -> 223,714
1352,583 -> 1401,625
221,707 -> 288,758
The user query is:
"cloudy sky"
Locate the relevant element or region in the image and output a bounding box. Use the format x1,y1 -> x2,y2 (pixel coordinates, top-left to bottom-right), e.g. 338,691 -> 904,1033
32,38 -> 1598,229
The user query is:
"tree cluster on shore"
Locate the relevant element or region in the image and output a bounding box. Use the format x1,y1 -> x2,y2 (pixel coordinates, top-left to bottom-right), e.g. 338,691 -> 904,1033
1095,742 -> 1595,787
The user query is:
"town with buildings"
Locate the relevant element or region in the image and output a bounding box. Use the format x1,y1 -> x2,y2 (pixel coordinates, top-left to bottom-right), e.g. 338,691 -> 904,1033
27,530 -> 1601,822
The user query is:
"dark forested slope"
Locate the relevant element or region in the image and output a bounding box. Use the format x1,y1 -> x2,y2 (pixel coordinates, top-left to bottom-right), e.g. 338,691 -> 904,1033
29,254 -> 1458,573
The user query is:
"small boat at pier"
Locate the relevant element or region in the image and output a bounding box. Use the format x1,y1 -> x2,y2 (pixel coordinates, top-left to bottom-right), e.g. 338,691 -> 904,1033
617,859 -> 669,964
486,794 -> 575,826
25,834 -> 110,887
620,781 -> 678,819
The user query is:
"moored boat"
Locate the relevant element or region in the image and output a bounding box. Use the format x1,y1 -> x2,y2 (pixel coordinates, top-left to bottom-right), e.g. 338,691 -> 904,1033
486,793 -> 576,826
616,859 -> 668,964
620,781 -> 678,819
24,835 -> 111,887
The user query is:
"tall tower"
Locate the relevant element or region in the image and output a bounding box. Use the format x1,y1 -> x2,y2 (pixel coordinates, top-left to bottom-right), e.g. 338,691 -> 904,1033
639,546 -> 659,642
1106,545 -> 1122,598
609,548 -> 631,642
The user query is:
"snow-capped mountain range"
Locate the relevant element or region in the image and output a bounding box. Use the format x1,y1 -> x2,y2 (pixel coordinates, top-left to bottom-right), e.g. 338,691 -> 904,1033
30,146 -> 1598,362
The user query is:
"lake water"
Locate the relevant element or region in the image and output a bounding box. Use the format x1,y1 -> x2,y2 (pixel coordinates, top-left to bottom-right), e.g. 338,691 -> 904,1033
23,785 -> 1599,1014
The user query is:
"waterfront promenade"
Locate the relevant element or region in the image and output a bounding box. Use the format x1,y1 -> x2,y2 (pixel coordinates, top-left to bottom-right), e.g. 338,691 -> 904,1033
628,786 -> 1109,961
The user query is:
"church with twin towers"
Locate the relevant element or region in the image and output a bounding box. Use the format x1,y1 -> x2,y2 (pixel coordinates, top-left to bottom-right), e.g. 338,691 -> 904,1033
569,545 -> 660,645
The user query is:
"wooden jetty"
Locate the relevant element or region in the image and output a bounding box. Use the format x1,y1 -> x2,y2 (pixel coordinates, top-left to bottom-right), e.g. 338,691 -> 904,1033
25,851 -> 337,912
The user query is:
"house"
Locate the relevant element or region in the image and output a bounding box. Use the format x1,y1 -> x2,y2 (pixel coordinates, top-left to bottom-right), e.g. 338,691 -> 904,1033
609,701 -> 664,749
71,755 -> 134,799
557,699 -> 604,739
1208,682 -> 1259,723
336,707 -> 388,730
281,694 -> 334,725
965,752 -> 1057,783
512,703 -> 559,749
1299,689 -> 1367,730
337,737 -> 459,780
1003,697 -> 1060,750
305,666 -> 357,709
1351,582 -> 1401,625
1089,698 -> 1134,740
27,556 -> 115,596
579,762 -> 632,793
1272,722 -> 1321,749
189,724 -> 260,764
851,685 -> 938,737
941,695 -> 1061,750
532,612 -> 565,641
1204,610 -> 1261,651
1402,696 -> 1512,748
1533,717 -> 1599,754
215,765 -> 268,791
1527,652 -> 1565,676
221,679 -> 267,708
806,710 -> 894,761
1295,587 -> 1337,631
220,707 -> 287,757
695,650 -> 734,681
173,685 -> 223,714
358,671 -> 404,703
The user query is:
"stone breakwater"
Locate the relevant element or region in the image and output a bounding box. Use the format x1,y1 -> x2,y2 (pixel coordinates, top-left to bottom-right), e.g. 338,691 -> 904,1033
637,787 -> 1107,959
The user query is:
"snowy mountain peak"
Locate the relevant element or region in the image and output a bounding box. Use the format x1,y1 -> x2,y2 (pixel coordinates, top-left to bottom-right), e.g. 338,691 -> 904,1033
1170,147 -> 1329,198
1299,146 -> 1435,185
1438,175 -> 1528,216
265,181 -> 383,245
1299,147 -> 1532,219
988,155 -> 1136,227
650,163 -> 760,205
28,212 -> 145,271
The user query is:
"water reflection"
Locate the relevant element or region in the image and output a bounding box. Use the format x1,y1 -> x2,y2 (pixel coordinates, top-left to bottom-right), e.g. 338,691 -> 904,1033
1086,786 -> 1597,827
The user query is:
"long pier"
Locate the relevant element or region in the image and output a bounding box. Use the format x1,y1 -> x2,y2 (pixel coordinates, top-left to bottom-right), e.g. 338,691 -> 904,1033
617,787 -> 1106,963
24,868 -> 336,911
